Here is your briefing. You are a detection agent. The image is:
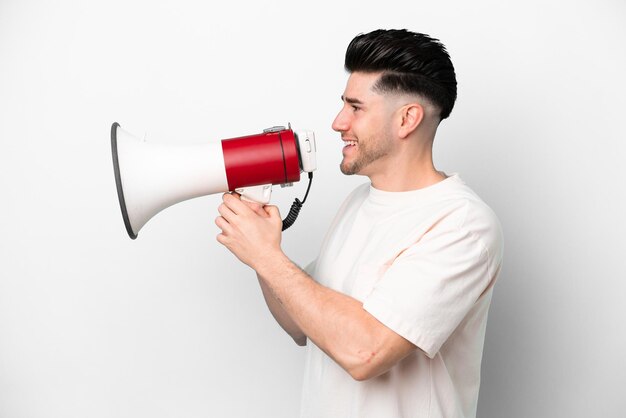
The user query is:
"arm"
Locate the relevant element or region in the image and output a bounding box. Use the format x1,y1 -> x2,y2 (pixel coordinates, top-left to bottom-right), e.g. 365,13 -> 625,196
257,272 -> 306,346
255,253 -> 416,381
230,198 -> 306,346
216,193 -> 417,381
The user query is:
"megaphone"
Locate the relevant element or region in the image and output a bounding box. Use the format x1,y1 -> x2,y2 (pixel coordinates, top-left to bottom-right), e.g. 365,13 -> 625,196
111,122 -> 316,239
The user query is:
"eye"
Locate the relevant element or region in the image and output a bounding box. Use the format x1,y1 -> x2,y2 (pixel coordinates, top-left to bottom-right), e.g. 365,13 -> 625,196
351,105 -> 360,112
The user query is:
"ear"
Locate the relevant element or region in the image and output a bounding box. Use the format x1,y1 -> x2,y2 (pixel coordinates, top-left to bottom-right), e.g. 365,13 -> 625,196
397,103 -> 424,139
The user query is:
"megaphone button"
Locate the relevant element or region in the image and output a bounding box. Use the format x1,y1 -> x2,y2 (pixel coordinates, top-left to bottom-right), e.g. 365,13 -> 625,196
263,126 -> 286,133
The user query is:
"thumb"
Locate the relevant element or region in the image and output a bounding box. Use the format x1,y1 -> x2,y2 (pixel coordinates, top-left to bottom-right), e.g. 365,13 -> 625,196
264,205 -> 281,219
243,200 -> 267,217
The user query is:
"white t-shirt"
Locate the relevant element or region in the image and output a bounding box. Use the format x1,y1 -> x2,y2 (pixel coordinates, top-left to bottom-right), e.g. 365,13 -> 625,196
300,174 -> 503,418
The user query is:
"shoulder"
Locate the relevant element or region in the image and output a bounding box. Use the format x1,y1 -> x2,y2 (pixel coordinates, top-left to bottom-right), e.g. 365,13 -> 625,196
395,174 -> 503,267
444,178 -> 504,268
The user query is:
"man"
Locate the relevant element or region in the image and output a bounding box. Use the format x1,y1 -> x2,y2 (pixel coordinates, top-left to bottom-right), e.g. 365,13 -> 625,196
215,29 -> 503,418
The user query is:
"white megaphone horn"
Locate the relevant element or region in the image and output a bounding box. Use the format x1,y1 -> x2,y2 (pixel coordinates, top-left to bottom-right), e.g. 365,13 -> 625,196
111,122 -> 316,239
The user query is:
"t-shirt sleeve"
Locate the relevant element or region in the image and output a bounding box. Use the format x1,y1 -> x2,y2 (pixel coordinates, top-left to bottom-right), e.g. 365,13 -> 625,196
362,221 -> 492,358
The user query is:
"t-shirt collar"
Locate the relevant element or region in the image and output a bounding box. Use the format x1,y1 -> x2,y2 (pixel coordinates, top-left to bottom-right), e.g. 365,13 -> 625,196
367,173 -> 462,206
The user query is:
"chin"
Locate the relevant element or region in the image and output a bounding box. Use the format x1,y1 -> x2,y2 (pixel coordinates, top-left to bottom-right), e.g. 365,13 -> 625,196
340,163 -> 354,175
340,163 -> 362,176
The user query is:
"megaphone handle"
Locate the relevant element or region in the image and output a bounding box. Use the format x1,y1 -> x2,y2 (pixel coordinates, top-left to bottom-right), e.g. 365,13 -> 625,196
235,184 -> 273,205
235,172 -> 313,231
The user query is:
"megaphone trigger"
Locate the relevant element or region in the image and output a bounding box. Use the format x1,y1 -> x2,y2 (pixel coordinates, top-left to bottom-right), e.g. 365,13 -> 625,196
236,184 -> 273,205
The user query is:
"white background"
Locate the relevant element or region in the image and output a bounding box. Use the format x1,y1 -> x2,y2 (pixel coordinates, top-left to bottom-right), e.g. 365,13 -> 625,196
1,1 -> 625,417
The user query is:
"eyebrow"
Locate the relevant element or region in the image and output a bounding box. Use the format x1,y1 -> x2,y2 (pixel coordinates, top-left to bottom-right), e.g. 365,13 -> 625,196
341,95 -> 364,105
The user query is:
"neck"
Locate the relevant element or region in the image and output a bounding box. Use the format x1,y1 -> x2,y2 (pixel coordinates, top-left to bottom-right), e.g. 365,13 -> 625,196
367,137 -> 446,192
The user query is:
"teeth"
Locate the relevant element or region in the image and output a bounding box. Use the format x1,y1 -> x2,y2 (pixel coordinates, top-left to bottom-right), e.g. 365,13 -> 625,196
343,140 -> 357,146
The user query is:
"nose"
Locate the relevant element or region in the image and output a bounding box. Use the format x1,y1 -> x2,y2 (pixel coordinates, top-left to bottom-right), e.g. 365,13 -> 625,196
332,106 -> 349,133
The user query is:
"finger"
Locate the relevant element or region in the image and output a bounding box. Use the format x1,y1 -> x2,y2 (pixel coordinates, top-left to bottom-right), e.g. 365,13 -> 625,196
216,232 -> 228,245
264,205 -> 284,229
218,202 -> 238,223
241,199 -> 261,210
243,200 -> 268,217
215,215 -> 234,234
223,192 -> 253,215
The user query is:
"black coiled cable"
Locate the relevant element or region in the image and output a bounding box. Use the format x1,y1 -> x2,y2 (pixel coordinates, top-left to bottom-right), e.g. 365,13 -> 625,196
282,172 -> 313,231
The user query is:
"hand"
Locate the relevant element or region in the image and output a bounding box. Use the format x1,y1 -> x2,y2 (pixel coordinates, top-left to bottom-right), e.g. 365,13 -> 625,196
239,197 -> 269,218
215,193 -> 284,270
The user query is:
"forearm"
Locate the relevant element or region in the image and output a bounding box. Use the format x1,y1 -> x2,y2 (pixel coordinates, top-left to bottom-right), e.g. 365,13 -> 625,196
256,252 -> 398,380
257,273 -> 306,345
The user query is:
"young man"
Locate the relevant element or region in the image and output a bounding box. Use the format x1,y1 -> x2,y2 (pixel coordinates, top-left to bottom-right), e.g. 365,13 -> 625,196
215,29 -> 503,418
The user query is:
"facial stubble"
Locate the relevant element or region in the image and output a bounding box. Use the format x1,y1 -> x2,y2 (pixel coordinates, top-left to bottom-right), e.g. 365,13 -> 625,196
340,133 -> 393,176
